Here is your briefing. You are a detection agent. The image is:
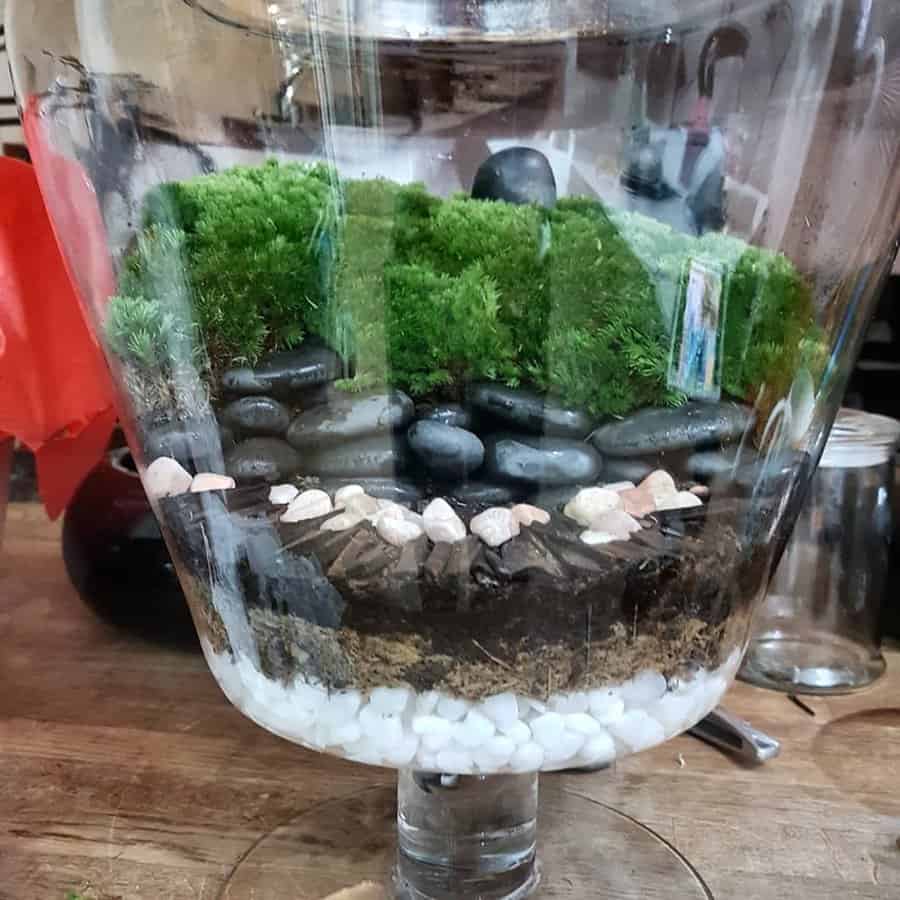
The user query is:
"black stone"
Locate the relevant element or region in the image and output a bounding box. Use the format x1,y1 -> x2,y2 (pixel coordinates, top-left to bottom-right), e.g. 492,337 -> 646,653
590,402 -> 755,457
407,420 -> 485,481
528,484 -> 584,512
221,396 -> 291,437
467,383 -> 593,438
143,416 -> 223,472
471,147 -> 557,208
302,434 -> 409,478
221,345 -> 344,398
218,423 -> 238,453
689,448 -> 796,491
225,437 -> 302,483
601,457 -> 656,484
286,390 -> 414,450
417,403 -> 473,430
485,433 -> 603,486
446,481 -> 523,508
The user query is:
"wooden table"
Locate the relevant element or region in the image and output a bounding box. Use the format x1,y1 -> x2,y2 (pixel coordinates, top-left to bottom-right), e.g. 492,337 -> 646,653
1,503 -> 898,900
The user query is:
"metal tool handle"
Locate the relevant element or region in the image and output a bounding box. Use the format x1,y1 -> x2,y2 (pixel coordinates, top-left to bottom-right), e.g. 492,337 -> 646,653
689,706 -> 781,763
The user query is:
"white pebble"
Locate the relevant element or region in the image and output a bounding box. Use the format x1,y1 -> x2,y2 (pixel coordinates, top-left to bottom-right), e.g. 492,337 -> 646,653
511,503 -> 550,527
699,674 -> 728,715
610,710 -> 666,752
417,751 -> 439,771
376,515 -> 424,547
412,715 -> 453,737
385,733 -> 420,766
415,691 -> 440,714
470,507 -> 520,547
436,748 -> 474,774
330,721 -> 362,745
484,735 -> 517,764
640,470 -> 677,505
294,683 -> 327,714
421,732 -> 453,752
321,511 -> 365,532
481,693 -> 520,729
550,692 -> 588,714
500,720 -> 532,744
620,671 -> 667,708
472,747 -> 501,772
651,691 -> 699,736
318,690 -> 362,727
190,472 -> 236,493
565,713 -> 603,736
281,489 -> 333,522
564,487 -> 622,527
510,742 -> 545,772
334,484 -> 365,508
369,686 -> 411,715
588,689 -> 625,725
268,483 -> 299,505
580,731 -> 617,766
145,457 -> 193,499
436,696 -> 470,721
422,498 -> 467,544
530,712 -> 566,750
544,731 -> 585,764
523,697 -> 548,715
657,491 -> 704,511
454,710 -> 496,749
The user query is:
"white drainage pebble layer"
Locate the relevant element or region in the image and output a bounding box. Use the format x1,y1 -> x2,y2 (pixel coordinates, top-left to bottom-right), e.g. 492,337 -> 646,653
203,641 -> 742,774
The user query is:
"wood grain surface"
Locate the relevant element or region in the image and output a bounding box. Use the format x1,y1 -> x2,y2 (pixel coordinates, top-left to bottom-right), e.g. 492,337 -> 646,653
1,503 -> 898,899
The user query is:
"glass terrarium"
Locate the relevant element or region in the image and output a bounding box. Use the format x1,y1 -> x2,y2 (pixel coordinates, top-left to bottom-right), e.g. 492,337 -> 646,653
8,0 -> 900,896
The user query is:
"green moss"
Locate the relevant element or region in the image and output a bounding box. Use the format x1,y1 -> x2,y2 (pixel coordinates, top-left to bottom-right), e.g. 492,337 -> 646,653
108,160 -> 819,420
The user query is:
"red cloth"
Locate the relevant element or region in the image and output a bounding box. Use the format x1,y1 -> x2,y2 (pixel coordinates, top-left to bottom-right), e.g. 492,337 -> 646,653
0,150 -> 117,518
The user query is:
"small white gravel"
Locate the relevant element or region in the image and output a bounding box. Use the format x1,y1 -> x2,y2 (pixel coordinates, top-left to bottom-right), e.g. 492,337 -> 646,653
469,507 -> 520,547
145,457 -> 193,499
422,498 -> 467,544
202,645 -> 741,776
481,692 -> 520,729
269,484 -> 299,505
281,489 -> 333,522
190,473 -> 236,493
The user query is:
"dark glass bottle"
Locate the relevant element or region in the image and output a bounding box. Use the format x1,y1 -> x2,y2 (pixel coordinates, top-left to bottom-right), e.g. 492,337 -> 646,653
62,444 -> 196,647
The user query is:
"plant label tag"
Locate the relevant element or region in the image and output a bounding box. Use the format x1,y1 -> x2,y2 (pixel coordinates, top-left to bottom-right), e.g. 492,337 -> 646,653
667,257 -> 727,401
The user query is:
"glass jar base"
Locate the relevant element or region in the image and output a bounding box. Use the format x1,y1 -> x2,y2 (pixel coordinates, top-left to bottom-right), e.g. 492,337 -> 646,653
739,630 -> 887,694
220,779 -> 713,899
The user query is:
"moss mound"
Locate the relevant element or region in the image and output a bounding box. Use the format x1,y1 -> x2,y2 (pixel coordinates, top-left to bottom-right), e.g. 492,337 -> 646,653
107,160 -> 819,419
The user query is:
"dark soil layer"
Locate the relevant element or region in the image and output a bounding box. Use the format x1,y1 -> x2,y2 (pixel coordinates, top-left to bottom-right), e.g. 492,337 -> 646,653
159,487 -> 767,699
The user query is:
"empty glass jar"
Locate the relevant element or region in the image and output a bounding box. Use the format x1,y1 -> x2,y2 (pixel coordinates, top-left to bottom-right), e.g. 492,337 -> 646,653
741,407 -> 900,693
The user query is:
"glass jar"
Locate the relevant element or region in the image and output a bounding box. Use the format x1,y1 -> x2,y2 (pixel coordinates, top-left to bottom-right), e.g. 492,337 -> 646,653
740,407 -> 900,693
7,1 -> 900,896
